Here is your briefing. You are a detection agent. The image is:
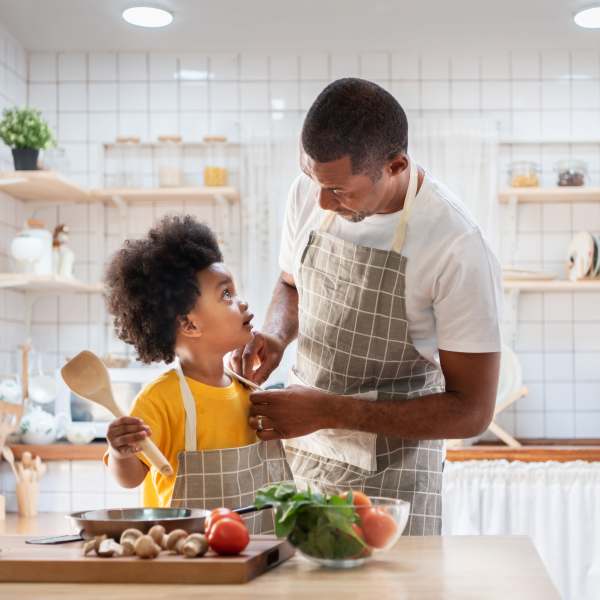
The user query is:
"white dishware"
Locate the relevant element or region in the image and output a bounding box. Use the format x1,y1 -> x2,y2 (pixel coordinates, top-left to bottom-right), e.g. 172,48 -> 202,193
65,422 -> 96,445
19,406 -> 57,445
0,378 -> 21,403
11,222 -> 53,275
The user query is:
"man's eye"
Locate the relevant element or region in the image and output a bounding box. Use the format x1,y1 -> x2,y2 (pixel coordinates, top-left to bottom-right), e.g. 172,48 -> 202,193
332,189 -> 343,196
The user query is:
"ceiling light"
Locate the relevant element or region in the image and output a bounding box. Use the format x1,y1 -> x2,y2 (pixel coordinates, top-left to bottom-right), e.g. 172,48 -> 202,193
574,5 -> 600,28
122,6 -> 173,28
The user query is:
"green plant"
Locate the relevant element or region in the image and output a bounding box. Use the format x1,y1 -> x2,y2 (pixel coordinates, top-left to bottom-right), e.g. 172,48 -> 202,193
255,483 -> 368,560
0,107 -> 55,149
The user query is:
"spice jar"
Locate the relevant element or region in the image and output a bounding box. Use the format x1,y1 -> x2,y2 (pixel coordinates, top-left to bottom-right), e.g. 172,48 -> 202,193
156,135 -> 183,187
555,159 -> 587,187
508,161 -> 540,188
203,136 -> 228,187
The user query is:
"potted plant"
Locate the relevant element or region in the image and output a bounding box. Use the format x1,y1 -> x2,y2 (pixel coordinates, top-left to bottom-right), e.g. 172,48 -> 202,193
0,107 -> 55,170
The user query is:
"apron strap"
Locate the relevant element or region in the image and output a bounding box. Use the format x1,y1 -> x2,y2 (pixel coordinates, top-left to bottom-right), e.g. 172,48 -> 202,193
175,360 -> 198,452
390,157 -> 418,253
318,156 -> 420,254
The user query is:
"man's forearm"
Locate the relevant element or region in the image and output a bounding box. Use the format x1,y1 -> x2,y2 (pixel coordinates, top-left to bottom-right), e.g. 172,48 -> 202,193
262,275 -> 299,348
326,391 -> 492,440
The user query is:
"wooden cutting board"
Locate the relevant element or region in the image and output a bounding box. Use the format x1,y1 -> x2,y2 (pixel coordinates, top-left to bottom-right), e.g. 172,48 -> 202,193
0,535 -> 294,584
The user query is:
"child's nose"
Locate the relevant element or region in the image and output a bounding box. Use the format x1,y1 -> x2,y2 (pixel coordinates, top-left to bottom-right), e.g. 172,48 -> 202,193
239,299 -> 249,311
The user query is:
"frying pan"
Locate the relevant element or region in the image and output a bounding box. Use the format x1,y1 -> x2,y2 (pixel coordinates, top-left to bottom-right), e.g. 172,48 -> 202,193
26,505 -> 269,544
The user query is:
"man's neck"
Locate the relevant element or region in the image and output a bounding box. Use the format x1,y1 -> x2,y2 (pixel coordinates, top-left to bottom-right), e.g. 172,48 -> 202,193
177,344 -> 230,387
380,164 -> 425,215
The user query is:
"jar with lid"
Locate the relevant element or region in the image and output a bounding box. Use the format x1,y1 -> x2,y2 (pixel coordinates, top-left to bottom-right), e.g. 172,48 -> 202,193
555,159 -> 587,187
156,135 -> 183,187
203,136 -> 229,187
508,161 -> 540,188
114,136 -> 143,188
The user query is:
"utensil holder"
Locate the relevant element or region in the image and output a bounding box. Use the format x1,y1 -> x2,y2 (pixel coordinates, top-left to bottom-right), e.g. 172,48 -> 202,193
16,479 -> 39,517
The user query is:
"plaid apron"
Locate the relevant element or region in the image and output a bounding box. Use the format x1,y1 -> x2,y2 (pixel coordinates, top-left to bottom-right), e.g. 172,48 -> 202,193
170,362 -> 293,534
284,158 -> 445,536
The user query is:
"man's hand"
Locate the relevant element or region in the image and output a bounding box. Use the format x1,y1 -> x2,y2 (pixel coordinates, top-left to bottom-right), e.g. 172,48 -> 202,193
107,416 -> 151,460
230,331 -> 286,385
248,385 -> 333,440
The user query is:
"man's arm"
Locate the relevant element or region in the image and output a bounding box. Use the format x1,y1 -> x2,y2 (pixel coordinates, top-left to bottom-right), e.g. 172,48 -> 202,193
249,350 -> 500,440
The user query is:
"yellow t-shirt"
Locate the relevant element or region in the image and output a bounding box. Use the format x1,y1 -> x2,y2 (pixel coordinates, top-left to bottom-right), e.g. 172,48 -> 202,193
112,369 -> 257,507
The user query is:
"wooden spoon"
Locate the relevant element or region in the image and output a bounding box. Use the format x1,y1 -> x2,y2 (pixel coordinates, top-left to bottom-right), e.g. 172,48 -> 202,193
61,351 -> 174,476
1,446 -> 20,481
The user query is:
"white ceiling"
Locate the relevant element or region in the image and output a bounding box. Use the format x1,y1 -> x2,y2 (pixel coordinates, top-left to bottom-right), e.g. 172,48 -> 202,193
0,0 -> 599,51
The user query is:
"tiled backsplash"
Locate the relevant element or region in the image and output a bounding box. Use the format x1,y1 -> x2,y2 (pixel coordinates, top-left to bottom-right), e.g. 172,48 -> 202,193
1,39 -> 599,440
0,461 -> 140,513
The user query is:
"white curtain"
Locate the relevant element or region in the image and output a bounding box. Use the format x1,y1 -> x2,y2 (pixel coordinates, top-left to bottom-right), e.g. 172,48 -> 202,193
443,460 -> 600,600
410,118 -> 499,252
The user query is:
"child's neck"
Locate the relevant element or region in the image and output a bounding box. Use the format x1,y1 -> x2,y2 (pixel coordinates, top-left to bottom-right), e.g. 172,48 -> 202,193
177,347 -> 231,388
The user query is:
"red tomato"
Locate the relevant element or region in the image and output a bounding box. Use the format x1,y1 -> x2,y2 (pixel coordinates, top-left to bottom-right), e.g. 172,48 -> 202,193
360,507 -> 398,549
341,490 -> 372,519
208,518 -> 250,555
351,523 -> 372,558
204,508 -> 243,535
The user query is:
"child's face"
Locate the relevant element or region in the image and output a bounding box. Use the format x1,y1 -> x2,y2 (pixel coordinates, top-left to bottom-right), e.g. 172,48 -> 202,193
183,262 -> 254,352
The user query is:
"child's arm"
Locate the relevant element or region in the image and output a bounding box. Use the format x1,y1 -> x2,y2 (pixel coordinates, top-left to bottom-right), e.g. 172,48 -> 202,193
106,416 -> 150,488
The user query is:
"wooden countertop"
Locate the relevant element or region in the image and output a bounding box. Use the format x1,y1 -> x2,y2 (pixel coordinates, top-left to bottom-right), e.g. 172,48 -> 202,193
0,514 -> 559,599
9,439 -> 600,462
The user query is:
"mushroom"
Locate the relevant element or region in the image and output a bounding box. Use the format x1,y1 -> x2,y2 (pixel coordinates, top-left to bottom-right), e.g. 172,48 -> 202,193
148,524 -> 166,548
181,533 -> 209,558
121,539 -> 136,556
120,528 -> 143,545
97,538 -> 124,558
165,529 -> 188,554
134,534 -> 161,559
83,539 -> 98,556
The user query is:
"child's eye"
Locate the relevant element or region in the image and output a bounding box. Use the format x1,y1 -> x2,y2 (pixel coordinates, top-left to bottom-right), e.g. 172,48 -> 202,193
222,288 -> 233,300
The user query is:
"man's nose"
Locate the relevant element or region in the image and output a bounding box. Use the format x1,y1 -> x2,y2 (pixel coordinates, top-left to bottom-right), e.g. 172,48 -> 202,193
318,188 -> 337,211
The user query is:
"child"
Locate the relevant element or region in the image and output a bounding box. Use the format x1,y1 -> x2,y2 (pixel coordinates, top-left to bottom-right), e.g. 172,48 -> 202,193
103,215 -> 290,521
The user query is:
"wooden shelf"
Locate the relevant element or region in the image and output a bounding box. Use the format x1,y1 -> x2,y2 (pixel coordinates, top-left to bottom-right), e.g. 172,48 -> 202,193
499,187 -> 600,203
0,274 -> 103,294
503,279 -> 600,292
92,186 -> 239,205
103,141 -> 241,149
0,171 -> 90,203
500,138 -> 600,145
9,443 -> 107,461
447,443 -> 600,463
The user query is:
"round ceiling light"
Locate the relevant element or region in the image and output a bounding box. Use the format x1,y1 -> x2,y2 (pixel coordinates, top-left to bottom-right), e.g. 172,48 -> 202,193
574,5 -> 600,28
122,6 -> 173,28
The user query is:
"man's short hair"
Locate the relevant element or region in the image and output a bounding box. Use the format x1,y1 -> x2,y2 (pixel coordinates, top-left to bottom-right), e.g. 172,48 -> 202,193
301,78 -> 408,180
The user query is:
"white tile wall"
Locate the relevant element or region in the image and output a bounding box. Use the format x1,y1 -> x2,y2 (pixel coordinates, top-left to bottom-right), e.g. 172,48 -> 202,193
1,39 -> 600,439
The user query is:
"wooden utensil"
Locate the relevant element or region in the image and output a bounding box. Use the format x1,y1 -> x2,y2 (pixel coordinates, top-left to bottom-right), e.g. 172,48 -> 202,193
61,351 -> 174,476
1,445 -> 19,481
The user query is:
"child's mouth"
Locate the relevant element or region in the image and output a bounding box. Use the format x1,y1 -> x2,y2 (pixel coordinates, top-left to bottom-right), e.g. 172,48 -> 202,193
242,314 -> 254,329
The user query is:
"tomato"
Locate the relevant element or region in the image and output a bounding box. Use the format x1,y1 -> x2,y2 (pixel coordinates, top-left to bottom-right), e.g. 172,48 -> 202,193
204,508 -> 244,535
351,523 -> 372,558
360,507 -> 398,549
208,518 -> 250,555
341,490 -> 372,519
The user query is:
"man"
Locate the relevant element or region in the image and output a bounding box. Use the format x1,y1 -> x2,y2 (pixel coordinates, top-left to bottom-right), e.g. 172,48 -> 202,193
232,78 -> 501,535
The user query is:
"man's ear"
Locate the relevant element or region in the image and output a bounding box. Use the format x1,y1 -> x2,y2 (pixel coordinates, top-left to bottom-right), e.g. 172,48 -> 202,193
387,153 -> 409,176
178,315 -> 202,338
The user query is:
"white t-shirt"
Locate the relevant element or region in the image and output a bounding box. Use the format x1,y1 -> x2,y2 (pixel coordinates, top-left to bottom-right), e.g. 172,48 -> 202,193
279,172 -> 502,366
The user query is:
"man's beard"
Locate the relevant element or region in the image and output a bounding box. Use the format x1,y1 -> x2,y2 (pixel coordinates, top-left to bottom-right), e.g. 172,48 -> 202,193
341,211 -> 367,223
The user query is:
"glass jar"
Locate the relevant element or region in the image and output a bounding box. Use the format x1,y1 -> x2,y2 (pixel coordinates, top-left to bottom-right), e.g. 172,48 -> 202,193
508,161 -> 540,188
114,137 -> 143,188
203,136 -> 229,187
157,135 -> 183,187
555,159 -> 587,187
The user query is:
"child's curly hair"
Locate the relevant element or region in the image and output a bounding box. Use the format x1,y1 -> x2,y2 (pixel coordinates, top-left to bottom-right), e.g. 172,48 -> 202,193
105,215 -> 222,364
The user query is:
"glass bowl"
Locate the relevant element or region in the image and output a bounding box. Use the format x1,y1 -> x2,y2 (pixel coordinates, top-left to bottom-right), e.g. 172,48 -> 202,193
289,496 -> 410,569
555,159 -> 587,187
508,161 -> 540,187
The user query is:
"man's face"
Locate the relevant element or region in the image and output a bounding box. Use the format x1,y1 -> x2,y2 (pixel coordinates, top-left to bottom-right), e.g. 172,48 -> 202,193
301,153 -> 396,222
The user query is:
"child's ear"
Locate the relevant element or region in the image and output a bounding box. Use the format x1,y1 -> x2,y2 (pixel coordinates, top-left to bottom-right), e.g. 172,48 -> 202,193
178,315 -> 202,337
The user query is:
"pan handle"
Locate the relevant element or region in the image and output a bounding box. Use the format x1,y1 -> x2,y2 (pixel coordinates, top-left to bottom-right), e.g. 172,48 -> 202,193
233,503 -> 272,516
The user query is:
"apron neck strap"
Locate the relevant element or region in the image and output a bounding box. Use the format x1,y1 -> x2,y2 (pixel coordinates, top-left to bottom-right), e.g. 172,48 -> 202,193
318,156 -> 420,254
175,360 -> 198,452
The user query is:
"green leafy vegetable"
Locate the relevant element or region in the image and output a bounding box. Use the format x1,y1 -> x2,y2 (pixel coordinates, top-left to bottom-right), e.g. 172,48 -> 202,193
256,484 -> 368,560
